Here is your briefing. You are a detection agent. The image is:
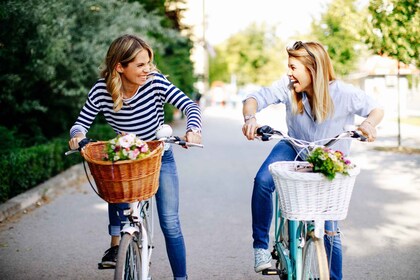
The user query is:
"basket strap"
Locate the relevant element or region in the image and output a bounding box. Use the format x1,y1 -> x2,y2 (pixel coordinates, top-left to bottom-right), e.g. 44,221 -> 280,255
82,159 -> 106,201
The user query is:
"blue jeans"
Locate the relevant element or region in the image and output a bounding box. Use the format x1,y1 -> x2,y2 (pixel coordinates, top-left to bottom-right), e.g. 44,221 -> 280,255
108,147 -> 187,279
252,140 -> 342,279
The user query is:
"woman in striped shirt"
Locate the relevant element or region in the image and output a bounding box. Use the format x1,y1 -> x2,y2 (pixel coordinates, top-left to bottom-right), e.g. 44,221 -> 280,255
69,34 -> 202,280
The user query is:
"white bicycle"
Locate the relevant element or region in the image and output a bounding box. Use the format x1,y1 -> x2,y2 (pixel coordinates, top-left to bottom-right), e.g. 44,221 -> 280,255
66,125 -> 203,280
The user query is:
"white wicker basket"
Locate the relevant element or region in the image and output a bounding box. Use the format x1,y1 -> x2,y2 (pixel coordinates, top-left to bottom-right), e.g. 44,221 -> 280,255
269,161 -> 360,221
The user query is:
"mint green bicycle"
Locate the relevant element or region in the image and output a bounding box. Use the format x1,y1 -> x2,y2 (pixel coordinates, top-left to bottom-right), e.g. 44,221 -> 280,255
257,125 -> 366,280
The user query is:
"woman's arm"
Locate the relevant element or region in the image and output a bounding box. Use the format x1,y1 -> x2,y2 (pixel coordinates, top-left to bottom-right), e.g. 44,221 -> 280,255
358,107 -> 384,142
242,98 -> 259,140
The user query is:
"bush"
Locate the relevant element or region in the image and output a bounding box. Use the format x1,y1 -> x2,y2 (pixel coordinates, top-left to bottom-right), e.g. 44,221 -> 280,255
0,138 -> 80,202
0,123 -> 116,202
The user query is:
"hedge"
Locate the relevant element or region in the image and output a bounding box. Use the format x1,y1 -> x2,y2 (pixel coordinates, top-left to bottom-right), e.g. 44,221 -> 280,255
0,123 -> 116,203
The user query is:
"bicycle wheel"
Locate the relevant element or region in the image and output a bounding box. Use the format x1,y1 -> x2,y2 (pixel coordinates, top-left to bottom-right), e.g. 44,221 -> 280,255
302,232 -> 329,280
114,233 -> 142,280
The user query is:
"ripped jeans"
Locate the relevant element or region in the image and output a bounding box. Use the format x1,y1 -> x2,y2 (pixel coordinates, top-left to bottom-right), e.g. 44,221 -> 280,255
108,147 -> 187,280
324,221 -> 342,280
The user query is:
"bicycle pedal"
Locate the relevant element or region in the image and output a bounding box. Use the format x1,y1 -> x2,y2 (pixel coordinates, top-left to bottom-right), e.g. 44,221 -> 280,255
262,268 -> 279,275
97,263 -> 115,270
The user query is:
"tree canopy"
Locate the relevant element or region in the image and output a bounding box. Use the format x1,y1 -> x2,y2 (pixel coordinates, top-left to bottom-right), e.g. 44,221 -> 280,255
362,0 -> 419,67
209,23 -> 286,87
0,0 -> 195,145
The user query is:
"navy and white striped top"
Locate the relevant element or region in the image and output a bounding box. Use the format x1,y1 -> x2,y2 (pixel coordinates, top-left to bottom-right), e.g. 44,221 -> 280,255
70,72 -> 202,140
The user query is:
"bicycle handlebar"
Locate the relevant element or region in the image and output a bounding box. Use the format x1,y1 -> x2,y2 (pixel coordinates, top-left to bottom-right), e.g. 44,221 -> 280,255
255,125 -> 367,151
158,136 -> 204,148
64,129 -> 203,156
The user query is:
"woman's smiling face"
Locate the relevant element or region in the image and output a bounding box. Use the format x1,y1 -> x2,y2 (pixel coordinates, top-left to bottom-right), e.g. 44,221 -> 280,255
287,56 -> 313,95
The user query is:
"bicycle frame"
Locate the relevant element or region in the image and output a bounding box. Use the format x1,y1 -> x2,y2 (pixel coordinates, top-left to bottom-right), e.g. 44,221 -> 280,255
266,192 -> 302,280
120,199 -> 155,279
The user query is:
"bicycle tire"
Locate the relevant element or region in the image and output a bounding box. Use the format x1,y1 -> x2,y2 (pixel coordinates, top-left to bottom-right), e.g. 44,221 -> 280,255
114,233 -> 142,280
302,233 -> 329,280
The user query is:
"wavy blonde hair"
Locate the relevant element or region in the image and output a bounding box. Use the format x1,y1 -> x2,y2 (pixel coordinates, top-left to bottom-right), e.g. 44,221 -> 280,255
287,41 -> 336,123
100,34 -> 156,111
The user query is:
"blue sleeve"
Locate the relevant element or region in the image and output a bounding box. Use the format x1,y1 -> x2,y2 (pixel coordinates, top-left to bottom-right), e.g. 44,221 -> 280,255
243,75 -> 290,112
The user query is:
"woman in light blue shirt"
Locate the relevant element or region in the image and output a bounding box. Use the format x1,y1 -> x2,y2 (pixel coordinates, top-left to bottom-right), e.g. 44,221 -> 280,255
242,41 -> 384,279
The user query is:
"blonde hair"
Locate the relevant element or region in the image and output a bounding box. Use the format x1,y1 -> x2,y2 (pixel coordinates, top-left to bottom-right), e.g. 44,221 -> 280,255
287,41 -> 336,123
100,34 -> 156,111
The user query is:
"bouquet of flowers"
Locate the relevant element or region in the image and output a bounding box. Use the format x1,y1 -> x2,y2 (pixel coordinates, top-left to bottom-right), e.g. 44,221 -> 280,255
104,133 -> 150,162
306,147 -> 353,180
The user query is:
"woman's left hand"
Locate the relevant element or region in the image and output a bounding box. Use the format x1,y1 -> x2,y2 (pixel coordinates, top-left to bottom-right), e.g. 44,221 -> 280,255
359,121 -> 377,142
184,130 -> 202,148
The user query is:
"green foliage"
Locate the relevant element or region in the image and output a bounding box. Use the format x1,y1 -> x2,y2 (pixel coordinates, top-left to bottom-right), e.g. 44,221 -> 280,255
310,0 -> 365,76
0,138 -> 80,202
306,147 -> 352,180
209,23 -> 287,86
0,0 -> 195,147
0,0 -> 195,201
362,0 -> 419,67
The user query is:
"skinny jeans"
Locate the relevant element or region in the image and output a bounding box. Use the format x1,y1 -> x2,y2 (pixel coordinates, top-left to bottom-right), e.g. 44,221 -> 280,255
108,147 -> 187,280
252,140 -> 342,279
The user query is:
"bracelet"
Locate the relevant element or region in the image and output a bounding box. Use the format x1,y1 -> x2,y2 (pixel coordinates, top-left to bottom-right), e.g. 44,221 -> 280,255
244,114 -> 256,122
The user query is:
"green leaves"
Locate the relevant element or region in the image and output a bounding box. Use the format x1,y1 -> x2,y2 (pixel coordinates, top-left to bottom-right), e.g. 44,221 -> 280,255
363,0 -> 419,67
306,147 -> 351,181
0,0 -> 195,146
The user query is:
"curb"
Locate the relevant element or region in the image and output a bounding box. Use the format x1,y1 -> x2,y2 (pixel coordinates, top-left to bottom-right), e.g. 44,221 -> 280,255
0,163 -> 86,223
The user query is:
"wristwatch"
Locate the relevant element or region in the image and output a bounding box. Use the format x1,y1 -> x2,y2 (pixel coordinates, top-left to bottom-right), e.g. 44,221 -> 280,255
187,127 -> 201,134
244,114 -> 256,122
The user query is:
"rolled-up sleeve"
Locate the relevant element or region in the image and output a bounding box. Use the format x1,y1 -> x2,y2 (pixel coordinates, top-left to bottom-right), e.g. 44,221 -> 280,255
243,75 -> 290,112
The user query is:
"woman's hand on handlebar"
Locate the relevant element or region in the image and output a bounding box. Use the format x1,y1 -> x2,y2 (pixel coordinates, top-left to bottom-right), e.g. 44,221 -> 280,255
242,118 -> 258,140
358,121 -> 377,142
184,130 -> 202,149
68,133 -> 86,150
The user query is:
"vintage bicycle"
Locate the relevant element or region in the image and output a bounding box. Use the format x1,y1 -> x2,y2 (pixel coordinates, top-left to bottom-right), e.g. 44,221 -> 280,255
65,124 -> 203,280
255,125 -> 366,280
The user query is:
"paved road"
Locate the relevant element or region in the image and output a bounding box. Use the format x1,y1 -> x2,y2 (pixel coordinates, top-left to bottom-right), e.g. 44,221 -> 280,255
1,106 -> 420,279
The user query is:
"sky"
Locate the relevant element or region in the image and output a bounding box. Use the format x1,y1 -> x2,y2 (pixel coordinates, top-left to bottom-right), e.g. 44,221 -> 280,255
184,0 -> 334,45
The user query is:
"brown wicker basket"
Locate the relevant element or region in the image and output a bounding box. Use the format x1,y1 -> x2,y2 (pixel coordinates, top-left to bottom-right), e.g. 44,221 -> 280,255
81,140 -> 164,203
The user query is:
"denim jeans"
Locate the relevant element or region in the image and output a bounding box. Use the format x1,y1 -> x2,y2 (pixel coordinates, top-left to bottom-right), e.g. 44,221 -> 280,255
108,147 -> 187,279
252,140 -> 342,278
324,221 -> 342,280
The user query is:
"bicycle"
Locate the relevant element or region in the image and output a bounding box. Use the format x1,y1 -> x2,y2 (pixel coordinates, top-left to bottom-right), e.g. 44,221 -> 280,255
65,124 -> 203,280
255,125 -> 366,280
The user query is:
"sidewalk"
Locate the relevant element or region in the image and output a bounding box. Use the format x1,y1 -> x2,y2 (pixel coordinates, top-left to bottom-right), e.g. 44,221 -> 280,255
1,105 -> 419,223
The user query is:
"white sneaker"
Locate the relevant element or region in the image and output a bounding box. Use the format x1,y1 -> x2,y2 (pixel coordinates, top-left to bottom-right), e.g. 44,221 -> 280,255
254,248 -> 272,272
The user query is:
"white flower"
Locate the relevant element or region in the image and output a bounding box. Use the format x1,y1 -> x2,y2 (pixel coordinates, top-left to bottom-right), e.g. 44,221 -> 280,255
118,133 -> 136,148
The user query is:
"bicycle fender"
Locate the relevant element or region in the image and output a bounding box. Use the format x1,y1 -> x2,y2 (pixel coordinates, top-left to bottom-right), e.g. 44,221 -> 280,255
121,226 -> 138,235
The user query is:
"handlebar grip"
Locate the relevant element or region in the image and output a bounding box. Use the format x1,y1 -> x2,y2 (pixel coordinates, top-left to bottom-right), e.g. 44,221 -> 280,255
256,125 -> 274,136
78,138 -> 93,150
351,131 -> 368,142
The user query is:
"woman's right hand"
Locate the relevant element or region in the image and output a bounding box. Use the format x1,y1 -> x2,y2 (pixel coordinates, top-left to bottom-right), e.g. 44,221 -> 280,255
68,134 -> 85,150
242,118 -> 258,140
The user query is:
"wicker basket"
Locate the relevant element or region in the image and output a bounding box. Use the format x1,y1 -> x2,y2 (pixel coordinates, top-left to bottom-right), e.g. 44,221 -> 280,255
269,161 -> 360,221
81,140 -> 164,203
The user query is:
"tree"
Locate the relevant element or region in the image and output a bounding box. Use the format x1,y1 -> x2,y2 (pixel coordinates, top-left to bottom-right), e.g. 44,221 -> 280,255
310,0 -> 366,77
209,23 -> 286,87
362,0 -> 419,67
361,0 -> 419,147
0,0 -> 195,145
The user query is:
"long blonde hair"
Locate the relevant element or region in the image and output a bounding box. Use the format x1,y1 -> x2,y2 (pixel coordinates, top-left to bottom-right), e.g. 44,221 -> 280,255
287,41 -> 336,123
100,34 -> 156,111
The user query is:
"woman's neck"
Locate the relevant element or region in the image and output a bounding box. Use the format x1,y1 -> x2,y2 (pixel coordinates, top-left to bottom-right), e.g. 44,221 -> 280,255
122,85 -> 137,99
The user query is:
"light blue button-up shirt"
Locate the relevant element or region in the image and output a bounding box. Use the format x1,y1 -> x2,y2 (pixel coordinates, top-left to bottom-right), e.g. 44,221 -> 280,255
245,75 -> 381,156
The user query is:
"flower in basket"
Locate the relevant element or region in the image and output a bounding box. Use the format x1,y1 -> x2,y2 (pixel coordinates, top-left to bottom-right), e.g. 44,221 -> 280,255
104,133 -> 150,162
306,147 -> 353,180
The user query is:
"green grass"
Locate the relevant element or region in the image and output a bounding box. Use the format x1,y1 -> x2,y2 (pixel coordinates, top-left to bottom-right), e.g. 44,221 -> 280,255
396,116 -> 420,126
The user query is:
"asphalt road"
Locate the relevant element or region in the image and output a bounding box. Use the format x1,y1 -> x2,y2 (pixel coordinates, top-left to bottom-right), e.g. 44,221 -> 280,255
1,106 -> 419,280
